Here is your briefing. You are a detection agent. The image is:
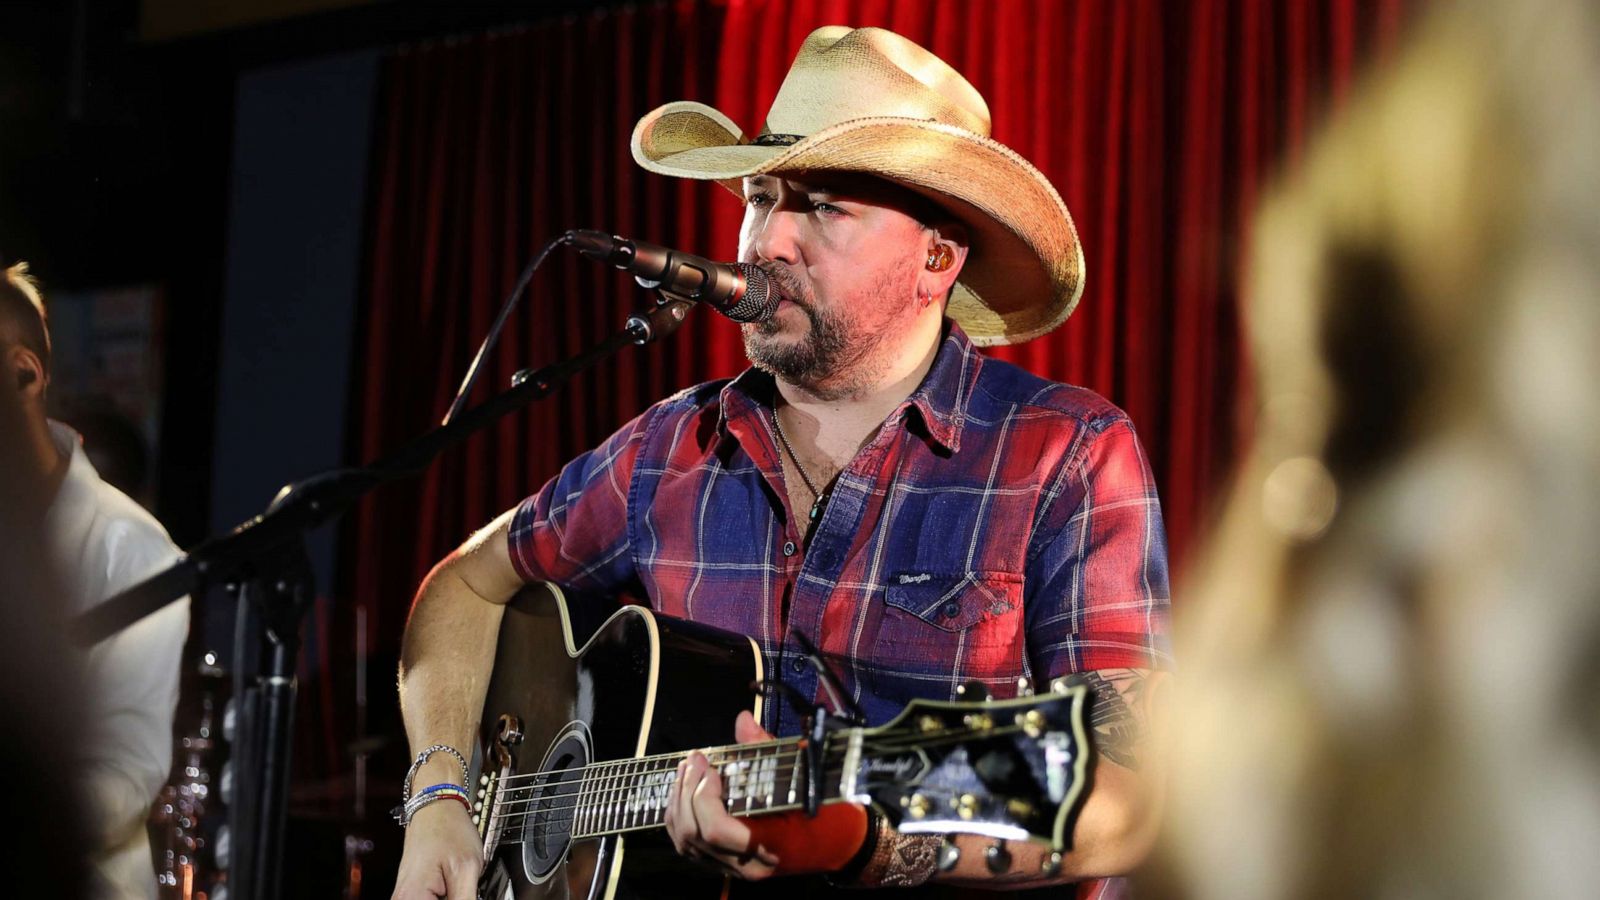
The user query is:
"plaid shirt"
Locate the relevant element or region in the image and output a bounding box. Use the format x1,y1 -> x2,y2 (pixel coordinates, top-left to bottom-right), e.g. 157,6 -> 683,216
509,322 -> 1171,737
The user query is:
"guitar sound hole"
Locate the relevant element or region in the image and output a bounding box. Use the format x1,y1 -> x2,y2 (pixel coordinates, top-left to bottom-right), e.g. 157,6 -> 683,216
521,726 -> 590,883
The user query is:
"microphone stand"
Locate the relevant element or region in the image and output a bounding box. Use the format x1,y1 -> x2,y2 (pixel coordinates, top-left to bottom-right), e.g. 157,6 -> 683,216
70,290 -> 699,900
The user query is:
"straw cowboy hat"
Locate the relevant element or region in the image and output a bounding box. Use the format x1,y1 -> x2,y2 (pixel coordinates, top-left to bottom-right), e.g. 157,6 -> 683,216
630,25 -> 1084,346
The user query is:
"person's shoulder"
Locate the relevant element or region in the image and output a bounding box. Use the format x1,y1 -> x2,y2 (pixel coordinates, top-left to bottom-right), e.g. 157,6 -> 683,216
654,378 -> 734,415
87,479 -> 181,583
970,356 -> 1132,433
633,377 -> 740,435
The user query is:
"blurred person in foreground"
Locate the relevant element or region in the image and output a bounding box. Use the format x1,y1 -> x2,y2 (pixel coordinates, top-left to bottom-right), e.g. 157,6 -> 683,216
1157,1 -> 1600,897
0,276 -> 88,898
1,261 -> 191,899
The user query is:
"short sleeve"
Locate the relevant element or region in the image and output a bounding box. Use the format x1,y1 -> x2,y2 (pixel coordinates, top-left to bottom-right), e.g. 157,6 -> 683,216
506,407 -> 653,595
1025,416 -> 1172,681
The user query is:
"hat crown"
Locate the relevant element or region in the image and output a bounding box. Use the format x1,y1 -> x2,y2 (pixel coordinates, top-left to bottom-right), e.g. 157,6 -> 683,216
760,27 -> 991,141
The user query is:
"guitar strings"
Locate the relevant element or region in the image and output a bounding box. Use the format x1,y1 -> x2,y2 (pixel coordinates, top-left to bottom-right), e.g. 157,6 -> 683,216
492,703 -> 1061,789
486,724 -> 1032,817
489,720 -> 1007,795
492,736 -> 803,788
491,764 -> 850,847
493,765 -> 847,840
484,724 -> 1039,843
489,761 -> 838,834
487,725 -> 998,814
488,759 -> 842,822
490,776 -> 1021,849
489,747 -> 1039,849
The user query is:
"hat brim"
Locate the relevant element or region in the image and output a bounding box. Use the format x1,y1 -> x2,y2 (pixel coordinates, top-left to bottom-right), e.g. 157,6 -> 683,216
631,101 -> 1084,347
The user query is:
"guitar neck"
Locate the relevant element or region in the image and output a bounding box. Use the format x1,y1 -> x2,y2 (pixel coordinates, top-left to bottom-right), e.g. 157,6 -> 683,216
562,737 -> 849,840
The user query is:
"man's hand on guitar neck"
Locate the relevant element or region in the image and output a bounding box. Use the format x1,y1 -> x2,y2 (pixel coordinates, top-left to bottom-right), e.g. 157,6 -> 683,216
666,711 -> 873,881
666,710 -> 785,879
392,786 -> 483,900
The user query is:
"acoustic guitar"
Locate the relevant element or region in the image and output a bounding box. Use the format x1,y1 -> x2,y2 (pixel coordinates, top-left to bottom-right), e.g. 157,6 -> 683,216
471,583 -> 1091,900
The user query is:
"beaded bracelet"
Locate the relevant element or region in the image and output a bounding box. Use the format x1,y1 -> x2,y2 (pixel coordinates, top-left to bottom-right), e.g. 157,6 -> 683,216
394,783 -> 473,827
401,744 -> 470,802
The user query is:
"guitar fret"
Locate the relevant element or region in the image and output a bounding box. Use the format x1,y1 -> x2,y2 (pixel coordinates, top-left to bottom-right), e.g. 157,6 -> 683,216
612,760 -> 625,833
582,759 -> 595,839
768,743 -> 780,807
595,761 -> 606,837
629,757 -> 645,830
604,760 -> 615,835
787,743 -> 801,806
617,752 -> 630,832
611,760 -> 625,834
744,745 -> 756,814
618,759 -> 631,832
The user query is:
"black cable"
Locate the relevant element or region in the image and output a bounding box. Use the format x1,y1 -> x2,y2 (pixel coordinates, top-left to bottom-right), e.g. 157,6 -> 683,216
441,232 -> 570,426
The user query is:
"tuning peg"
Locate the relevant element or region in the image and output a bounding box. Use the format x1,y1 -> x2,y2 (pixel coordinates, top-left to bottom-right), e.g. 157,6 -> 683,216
985,840 -> 1013,873
956,680 -> 991,702
904,793 -> 932,819
1016,677 -> 1034,696
1040,850 -> 1063,876
1015,708 -> 1047,738
955,793 -> 980,820
937,839 -> 962,872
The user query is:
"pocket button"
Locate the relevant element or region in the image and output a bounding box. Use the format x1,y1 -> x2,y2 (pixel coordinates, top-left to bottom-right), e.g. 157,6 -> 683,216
940,601 -> 962,620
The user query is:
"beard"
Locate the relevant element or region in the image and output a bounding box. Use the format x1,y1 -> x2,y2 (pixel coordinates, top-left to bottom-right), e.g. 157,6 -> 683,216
740,262 -> 913,400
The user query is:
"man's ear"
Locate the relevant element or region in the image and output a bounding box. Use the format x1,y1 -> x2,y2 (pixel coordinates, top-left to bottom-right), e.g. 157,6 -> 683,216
10,346 -> 46,401
917,222 -> 971,303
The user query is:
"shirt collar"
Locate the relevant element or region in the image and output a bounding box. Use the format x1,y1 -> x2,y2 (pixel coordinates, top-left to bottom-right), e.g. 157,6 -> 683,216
714,320 -> 980,454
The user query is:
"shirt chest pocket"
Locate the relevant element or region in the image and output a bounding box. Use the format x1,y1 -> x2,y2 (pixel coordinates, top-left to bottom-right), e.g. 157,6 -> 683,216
856,572 -> 1028,709
883,571 -> 1025,642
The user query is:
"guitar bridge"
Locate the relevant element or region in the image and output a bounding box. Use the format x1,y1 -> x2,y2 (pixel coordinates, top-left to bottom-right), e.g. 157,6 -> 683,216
477,714 -> 523,860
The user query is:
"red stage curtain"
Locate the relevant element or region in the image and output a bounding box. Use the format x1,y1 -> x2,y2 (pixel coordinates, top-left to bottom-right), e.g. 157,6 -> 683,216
320,0 -> 1408,787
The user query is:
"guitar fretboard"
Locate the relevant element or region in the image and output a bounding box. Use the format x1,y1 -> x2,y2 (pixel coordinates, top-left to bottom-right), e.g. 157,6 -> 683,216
564,738 -> 841,840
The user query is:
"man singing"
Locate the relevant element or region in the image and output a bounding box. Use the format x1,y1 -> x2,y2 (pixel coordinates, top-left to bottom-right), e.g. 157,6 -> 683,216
393,26 -> 1169,898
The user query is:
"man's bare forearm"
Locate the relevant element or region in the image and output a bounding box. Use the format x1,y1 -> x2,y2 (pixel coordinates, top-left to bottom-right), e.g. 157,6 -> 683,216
397,511 -> 523,784
928,757 -> 1156,887
928,668 -> 1167,887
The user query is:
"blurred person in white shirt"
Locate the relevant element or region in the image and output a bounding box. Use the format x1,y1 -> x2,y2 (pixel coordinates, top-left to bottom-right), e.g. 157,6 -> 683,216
1,261 -> 190,900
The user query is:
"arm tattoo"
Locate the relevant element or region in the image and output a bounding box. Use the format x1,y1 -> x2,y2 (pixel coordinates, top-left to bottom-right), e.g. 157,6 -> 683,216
1078,668 -> 1150,770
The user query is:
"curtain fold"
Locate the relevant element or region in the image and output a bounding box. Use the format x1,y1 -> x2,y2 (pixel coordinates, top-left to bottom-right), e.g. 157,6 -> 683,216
315,0 -> 1409,796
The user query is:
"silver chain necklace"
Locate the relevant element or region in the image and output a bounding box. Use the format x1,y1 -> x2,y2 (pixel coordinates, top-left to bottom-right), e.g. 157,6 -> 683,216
772,407 -> 830,524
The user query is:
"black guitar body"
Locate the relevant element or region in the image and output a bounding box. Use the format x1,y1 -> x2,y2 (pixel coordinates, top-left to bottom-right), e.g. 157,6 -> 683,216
475,583 -> 761,900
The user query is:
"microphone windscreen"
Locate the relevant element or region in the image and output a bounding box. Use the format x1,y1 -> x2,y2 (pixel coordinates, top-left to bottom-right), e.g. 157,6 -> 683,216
725,263 -> 779,323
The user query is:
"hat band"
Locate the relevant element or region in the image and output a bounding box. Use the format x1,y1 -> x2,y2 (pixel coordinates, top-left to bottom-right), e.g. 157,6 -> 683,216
751,133 -> 804,147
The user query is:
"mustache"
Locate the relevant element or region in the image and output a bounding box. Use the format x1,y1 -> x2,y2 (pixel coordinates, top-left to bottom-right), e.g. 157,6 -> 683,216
756,264 -> 809,304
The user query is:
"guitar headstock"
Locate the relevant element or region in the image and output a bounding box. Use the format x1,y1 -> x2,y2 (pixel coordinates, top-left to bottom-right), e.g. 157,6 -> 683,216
837,680 -> 1091,851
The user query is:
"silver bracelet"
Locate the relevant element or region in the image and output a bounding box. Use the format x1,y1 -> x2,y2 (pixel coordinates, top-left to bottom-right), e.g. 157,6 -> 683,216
402,744 -> 470,801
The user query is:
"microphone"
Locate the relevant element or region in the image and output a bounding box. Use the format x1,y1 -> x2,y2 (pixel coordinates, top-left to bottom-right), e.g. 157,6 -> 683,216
564,229 -> 776,323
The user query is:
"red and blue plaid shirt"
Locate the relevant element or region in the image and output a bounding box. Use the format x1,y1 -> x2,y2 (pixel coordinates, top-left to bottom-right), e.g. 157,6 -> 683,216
509,323 -> 1171,737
